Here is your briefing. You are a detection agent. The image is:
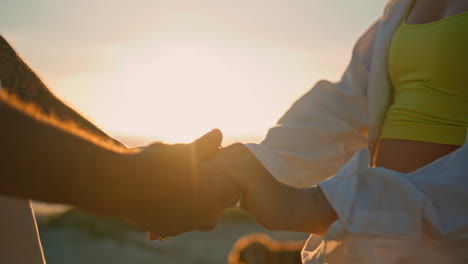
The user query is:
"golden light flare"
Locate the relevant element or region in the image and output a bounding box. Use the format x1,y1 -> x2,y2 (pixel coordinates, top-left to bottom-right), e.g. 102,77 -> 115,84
28,2 -> 376,145
70,35 -> 290,144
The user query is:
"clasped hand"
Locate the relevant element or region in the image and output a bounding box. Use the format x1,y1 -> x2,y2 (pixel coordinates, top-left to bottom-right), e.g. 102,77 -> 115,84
107,129 -> 334,239
101,129 -> 239,238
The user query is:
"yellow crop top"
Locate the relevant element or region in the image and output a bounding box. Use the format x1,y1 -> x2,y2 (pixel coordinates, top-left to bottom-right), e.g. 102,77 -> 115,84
380,7 -> 468,146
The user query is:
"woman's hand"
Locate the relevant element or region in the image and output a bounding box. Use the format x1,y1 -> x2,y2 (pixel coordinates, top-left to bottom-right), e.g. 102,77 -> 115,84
207,144 -> 336,234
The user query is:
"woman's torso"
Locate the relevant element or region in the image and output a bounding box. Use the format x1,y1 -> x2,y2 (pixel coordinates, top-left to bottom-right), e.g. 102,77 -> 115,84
374,0 -> 468,173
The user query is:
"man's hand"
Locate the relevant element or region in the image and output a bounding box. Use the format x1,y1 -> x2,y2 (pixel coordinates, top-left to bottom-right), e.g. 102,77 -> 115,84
0,92 -> 240,238
207,144 -> 336,234
109,129 -> 240,237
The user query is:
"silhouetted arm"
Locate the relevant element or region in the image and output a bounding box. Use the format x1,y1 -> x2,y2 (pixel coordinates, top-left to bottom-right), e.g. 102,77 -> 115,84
0,94 -> 128,211
0,95 -> 239,235
0,35 -> 123,147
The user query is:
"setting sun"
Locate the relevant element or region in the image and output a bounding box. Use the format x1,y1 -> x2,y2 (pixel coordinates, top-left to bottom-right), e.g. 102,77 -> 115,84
1,0 -> 386,145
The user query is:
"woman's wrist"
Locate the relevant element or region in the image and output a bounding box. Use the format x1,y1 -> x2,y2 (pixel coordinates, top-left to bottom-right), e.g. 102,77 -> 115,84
292,186 -> 337,235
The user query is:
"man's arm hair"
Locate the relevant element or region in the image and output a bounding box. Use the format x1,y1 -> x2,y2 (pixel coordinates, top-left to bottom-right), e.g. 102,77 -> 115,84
0,35 -> 124,146
0,92 -> 129,211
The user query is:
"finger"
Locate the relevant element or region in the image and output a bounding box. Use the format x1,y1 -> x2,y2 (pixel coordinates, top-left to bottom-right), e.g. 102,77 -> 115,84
147,231 -> 174,242
238,192 -> 250,211
147,228 -> 184,239
191,129 -> 223,160
147,231 -> 157,241
139,142 -> 171,154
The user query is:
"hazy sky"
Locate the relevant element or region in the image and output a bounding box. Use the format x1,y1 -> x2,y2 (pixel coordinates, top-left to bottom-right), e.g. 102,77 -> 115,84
0,0 -> 387,144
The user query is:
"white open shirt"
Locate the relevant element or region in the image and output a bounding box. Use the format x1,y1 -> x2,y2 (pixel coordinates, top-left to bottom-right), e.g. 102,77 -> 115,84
246,0 -> 468,263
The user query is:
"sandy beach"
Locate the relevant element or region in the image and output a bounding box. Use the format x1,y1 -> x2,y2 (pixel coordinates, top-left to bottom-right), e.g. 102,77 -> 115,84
37,208 -> 309,264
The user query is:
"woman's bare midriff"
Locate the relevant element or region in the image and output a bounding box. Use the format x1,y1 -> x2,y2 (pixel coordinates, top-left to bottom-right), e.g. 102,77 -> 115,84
373,139 -> 461,173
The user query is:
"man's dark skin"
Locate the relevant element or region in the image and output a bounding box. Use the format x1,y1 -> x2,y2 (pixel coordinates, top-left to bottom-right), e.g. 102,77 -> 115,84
0,35 -> 240,236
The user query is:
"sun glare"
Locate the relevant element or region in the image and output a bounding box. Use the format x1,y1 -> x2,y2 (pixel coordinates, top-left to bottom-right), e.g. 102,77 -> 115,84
17,1 -> 381,146
89,37 -> 274,144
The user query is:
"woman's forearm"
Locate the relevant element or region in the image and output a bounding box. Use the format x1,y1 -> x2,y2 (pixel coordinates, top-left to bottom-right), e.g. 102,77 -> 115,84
209,143 -> 337,235
292,186 -> 337,235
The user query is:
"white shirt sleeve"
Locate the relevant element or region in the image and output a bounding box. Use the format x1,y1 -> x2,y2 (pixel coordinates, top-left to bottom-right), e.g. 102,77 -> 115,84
245,21 -> 380,188
306,143 -> 468,263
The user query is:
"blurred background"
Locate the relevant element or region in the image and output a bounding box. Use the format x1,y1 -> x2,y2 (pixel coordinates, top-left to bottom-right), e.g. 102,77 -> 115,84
1,0 -> 386,263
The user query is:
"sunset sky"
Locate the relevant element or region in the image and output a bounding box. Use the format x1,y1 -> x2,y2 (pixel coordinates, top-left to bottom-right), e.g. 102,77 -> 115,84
1,0 -> 386,144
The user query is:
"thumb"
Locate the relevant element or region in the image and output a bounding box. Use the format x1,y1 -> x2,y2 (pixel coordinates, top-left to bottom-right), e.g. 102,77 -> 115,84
191,129 -> 223,161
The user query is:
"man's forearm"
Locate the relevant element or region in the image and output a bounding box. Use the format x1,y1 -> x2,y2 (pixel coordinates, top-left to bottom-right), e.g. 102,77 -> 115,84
0,35 -> 123,146
0,96 -> 129,212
